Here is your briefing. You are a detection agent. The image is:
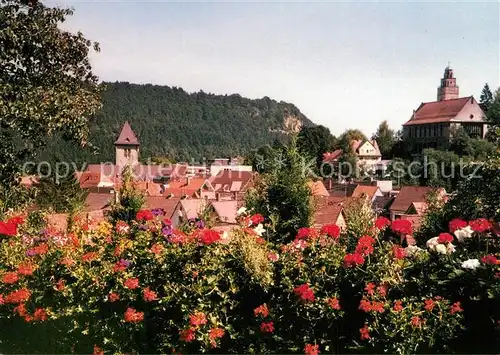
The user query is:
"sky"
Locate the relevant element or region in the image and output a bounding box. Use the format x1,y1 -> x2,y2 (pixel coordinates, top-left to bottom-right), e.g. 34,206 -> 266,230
48,0 -> 500,137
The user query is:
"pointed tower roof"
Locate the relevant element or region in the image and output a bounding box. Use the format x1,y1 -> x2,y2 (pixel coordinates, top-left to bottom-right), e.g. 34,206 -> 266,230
115,121 -> 139,146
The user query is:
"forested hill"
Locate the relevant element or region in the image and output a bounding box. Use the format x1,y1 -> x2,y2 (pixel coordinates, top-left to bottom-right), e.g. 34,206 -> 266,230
40,82 -> 314,164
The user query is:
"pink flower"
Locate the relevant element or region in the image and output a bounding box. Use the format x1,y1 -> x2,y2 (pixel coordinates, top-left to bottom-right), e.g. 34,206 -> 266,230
326,297 -> 341,310
450,301 -> 463,314
260,321 -> 274,333
180,328 -> 195,342
393,300 -> 403,312
2,272 -> 19,284
267,252 -> 279,262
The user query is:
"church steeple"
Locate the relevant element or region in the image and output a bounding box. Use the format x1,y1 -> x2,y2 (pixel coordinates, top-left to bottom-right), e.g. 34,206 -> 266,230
437,64 -> 459,101
115,121 -> 140,169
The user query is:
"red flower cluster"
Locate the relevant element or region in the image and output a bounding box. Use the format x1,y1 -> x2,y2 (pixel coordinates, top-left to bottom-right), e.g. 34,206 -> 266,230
180,328 -> 195,342
424,299 -> 435,311
304,343 -> 320,355
449,218 -> 467,233
2,272 -> 19,284
450,301 -> 463,315
296,227 -> 317,240
359,324 -> 370,340
55,279 -> 65,291
392,245 -> 406,260
113,260 -> 129,273
469,218 -> 492,233
294,283 -> 315,302
267,252 -> 279,262
26,243 -> 49,257
150,243 -> 164,255
481,255 -> 498,265
437,233 -> 454,244
320,224 -> 340,239
343,253 -> 364,268
198,229 -> 221,245
393,300 -> 403,312
143,287 -> 158,302
33,308 -> 48,322
391,219 -> 412,235
0,216 -> 23,236
4,288 -> 31,304
355,235 -> 375,256
250,214 -> 264,226
359,299 -> 385,313
375,216 -> 391,230
260,321 -> 274,333
364,283 -> 375,296
411,316 -> 422,328
82,252 -> 98,262
124,307 -> 144,323
17,263 -> 34,276
136,210 -> 154,221
190,311 -> 207,327
326,297 -> 341,310
93,345 -> 104,355
209,327 -> 225,345
108,292 -> 120,302
124,277 -> 139,290
254,304 -> 269,318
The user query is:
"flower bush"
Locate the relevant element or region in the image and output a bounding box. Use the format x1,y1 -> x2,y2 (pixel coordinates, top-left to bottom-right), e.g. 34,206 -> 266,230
0,207 -> 498,354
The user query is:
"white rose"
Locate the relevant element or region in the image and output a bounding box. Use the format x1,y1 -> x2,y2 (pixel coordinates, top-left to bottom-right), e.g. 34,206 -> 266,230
435,243 -> 448,255
454,226 -> 474,243
253,223 -> 266,237
461,258 -> 480,270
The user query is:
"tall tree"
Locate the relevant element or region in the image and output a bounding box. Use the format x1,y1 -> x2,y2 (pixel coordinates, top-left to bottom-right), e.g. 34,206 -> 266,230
485,88 -> 500,145
338,129 -> 367,151
372,121 -> 396,158
297,125 -> 337,168
479,83 -> 493,112
0,0 -> 102,186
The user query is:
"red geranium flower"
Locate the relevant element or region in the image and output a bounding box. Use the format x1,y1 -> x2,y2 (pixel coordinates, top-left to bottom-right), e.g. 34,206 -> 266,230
14,303 -> 28,316
2,272 -> 19,284
124,307 -> 144,323
371,301 -> 385,313
136,210 -> 154,221
364,283 -> 375,296
320,224 -> 340,239
5,288 -> 31,304
294,283 -> 315,302
343,253 -> 365,268
33,308 -> 48,322
0,220 -> 18,236
375,216 -> 391,230
377,284 -> 388,298
260,321 -> 274,333
437,233 -> 454,244
355,235 -> 375,256
108,292 -> 120,302
189,311 -> 207,327
450,301 -> 463,314
250,214 -> 264,226
296,227 -> 317,240
392,245 -> 406,260
424,299 -> 435,311
327,297 -> 341,310
93,345 -> 104,355
179,328 -> 195,342
481,255 -> 498,265
17,263 -> 35,276
359,299 -> 372,312
304,343 -> 320,355
82,252 -> 98,262
27,243 -> 49,256
198,229 -> 221,245
359,324 -> 370,340
254,304 -> 269,318
391,219 -> 413,235
124,277 -> 139,290
55,279 -> 65,291
267,252 -> 279,262
469,218 -> 492,233
150,243 -> 164,255
449,218 -> 468,233
209,327 -> 225,340
411,316 -> 422,328
143,287 -> 158,302
393,300 -> 403,312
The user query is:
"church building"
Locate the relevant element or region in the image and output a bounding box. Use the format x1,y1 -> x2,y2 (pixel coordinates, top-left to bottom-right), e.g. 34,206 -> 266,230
403,66 -> 488,154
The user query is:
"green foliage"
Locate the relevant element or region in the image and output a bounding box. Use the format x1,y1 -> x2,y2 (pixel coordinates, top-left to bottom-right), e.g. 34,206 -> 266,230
34,169 -> 88,214
245,139 -> 313,243
108,166 -> 144,223
0,183 -> 33,219
0,0 -> 102,186
297,125 -> 337,168
479,83 -> 493,112
485,88 -> 500,144
372,121 -> 396,158
338,129 -> 367,152
39,83 -> 314,164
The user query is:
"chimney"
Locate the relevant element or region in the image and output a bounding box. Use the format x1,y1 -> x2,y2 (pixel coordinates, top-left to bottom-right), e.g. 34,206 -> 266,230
328,178 -> 332,191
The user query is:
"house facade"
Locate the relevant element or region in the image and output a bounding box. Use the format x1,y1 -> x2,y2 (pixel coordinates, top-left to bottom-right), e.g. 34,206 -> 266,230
403,66 -> 488,154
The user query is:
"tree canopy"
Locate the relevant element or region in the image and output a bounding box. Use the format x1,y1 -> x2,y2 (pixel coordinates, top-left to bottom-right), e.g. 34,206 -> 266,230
479,83 -> 493,112
297,125 -> 337,168
0,0 -> 102,186
372,120 -> 396,158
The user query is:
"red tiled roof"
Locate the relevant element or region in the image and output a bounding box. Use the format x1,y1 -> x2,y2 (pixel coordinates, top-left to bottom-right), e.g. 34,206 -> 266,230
84,193 -> 113,212
115,121 -> 139,145
351,185 -> 379,199
308,181 -> 330,197
79,171 -> 114,188
210,170 -> 253,192
323,149 -> 343,162
211,200 -> 238,224
143,197 -> 181,218
403,97 -> 471,126
313,196 -> 348,227
389,186 -> 444,213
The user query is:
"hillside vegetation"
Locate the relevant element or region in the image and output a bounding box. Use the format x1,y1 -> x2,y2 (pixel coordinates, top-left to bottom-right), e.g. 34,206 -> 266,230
39,82 -> 313,164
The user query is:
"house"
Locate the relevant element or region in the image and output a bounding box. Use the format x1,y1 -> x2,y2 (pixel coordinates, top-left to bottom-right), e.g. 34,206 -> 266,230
308,181 -> 330,197
349,184 -> 383,203
162,178 -> 213,199
389,186 -> 446,221
322,140 -> 382,172
403,66 -> 488,154
143,196 -> 182,227
207,170 -> 254,201
313,196 -> 348,229
179,199 -> 209,221
79,171 -> 115,189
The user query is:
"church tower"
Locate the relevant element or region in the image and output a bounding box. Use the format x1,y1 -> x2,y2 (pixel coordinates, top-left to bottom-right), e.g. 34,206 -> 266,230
437,65 -> 459,101
115,121 -> 140,171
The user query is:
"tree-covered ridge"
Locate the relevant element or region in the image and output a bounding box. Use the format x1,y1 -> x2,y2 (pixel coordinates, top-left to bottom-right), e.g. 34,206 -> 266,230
40,82 -> 314,164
